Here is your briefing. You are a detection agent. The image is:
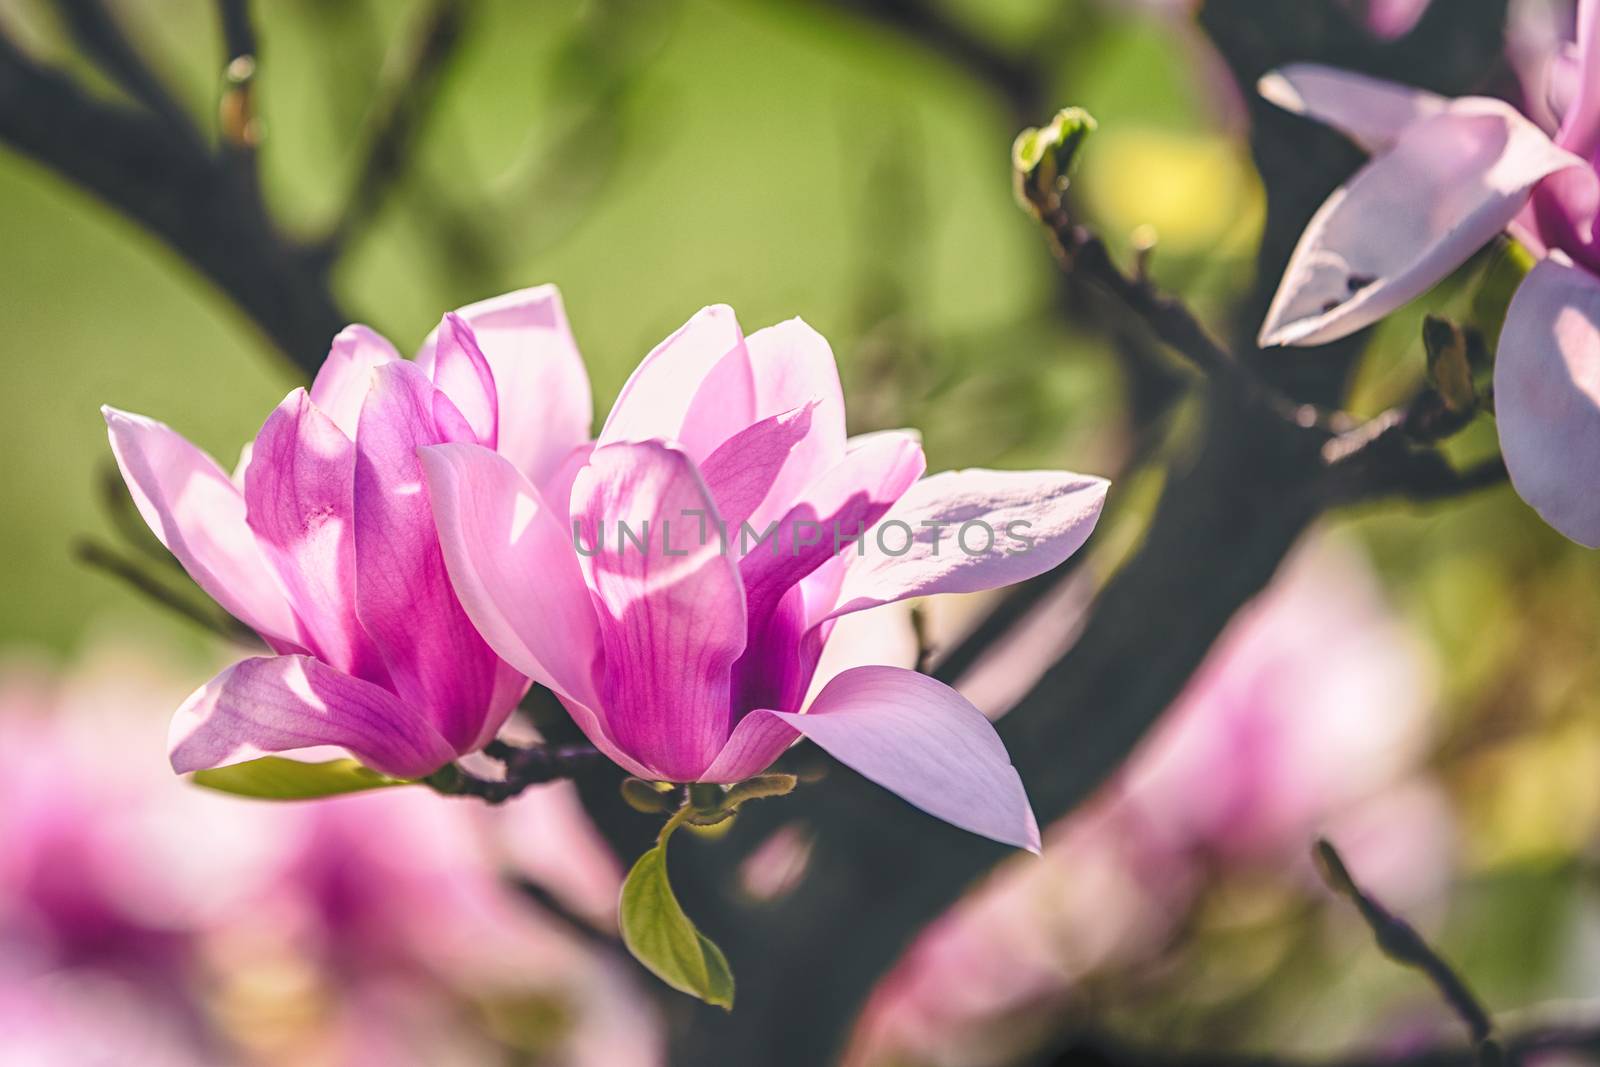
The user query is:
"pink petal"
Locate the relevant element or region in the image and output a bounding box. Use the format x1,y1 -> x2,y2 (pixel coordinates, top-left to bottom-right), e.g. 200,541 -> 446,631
1556,0 -> 1600,158
824,469 -> 1110,622
244,390 -> 387,681
570,441 -> 747,781
354,362 -> 527,753
1359,0 -> 1432,41
420,442 -> 602,709
1494,258 -> 1600,546
754,666 -> 1040,851
597,305 -> 755,462
1259,99 -> 1584,348
744,319 -> 849,530
102,406 -> 301,648
699,404 -> 816,531
308,325 -> 400,438
168,655 -> 456,778
1257,63 -> 1445,153
739,431 -> 926,632
699,710 -> 800,783
416,286 -> 594,489
429,313 -> 499,449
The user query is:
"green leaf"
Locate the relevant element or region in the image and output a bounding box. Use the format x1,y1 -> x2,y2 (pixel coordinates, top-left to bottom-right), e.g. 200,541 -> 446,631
723,772 -> 797,808
619,839 -> 735,1009
191,757 -> 414,800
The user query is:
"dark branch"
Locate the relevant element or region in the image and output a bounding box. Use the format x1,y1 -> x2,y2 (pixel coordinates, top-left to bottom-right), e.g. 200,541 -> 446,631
424,741 -> 608,804
1315,839 -> 1497,1058
511,878 -> 620,951
51,0 -> 198,136
74,539 -> 258,644
315,0 -> 469,265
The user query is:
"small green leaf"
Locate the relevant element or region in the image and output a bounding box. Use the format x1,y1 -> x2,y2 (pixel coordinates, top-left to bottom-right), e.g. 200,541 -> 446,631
191,757 -> 413,800
621,777 -> 676,814
619,839 -> 735,1009
1422,315 -> 1476,414
1012,107 -> 1097,213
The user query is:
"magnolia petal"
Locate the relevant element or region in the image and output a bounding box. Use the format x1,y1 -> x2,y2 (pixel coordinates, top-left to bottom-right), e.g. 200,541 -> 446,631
1360,0 -> 1432,41
824,469 -> 1110,621
699,404 -> 816,531
103,406 -> 301,648
571,441 -> 748,781
698,710 -> 800,783
429,313 -> 499,449
1259,99 -> 1584,348
756,666 -> 1040,851
744,319 -> 849,530
738,431 -> 926,632
308,325 -> 400,439
169,655 -> 456,778
1495,258 -> 1600,546
598,305 -> 755,462
244,390 -> 386,682
416,286 -> 594,488
1557,0 -> 1600,158
1257,63 -> 1445,153
354,362 -> 525,753
420,442 -> 602,708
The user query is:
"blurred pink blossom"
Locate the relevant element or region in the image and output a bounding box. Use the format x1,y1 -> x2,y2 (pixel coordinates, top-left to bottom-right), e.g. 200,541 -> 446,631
0,641 -> 661,1066
847,533 -> 1451,1067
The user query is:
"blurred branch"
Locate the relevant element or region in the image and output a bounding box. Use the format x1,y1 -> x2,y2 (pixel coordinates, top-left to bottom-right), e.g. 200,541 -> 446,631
314,0 -> 470,266
424,740 -> 607,803
51,0 -> 197,135
511,878 -> 621,952
0,15 -> 348,375
815,0 -> 1049,121
1315,839 -> 1498,1061
73,538 -> 258,644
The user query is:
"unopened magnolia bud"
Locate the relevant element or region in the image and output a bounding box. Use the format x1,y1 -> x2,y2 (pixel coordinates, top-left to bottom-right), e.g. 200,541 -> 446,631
1012,107 -> 1097,216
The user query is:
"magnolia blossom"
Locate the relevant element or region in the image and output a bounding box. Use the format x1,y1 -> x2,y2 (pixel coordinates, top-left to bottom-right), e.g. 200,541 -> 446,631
421,302 -> 1108,849
104,288 -> 594,777
0,643 -> 661,1067
1255,2 -> 1600,545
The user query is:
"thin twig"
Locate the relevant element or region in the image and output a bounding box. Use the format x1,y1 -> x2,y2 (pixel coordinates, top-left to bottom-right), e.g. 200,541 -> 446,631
511,878 -> 620,951
425,741 -> 607,804
1315,838 -> 1499,1062
74,539 -> 258,643
315,0 -> 468,265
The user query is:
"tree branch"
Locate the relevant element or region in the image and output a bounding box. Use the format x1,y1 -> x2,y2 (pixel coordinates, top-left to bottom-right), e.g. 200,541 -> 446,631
314,0 -> 469,266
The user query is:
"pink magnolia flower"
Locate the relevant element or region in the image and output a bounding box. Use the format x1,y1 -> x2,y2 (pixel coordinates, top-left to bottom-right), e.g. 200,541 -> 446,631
420,304 -> 1109,849
103,287 -> 591,777
1255,3 -> 1600,545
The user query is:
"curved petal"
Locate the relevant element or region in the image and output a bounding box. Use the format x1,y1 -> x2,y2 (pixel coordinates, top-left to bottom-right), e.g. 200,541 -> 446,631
244,389 -> 386,682
103,406 -> 300,648
416,285 -> 594,488
1556,0 -> 1600,158
428,313 -> 499,449
598,305 -> 755,462
1259,99 -> 1584,348
1494,258 -> 1600,546
1360,0 -> 1433,42
169,655 -> 456,778
753,666 -> 1040,851
745,319 -> 848,530
699,403 -> 816,531
571,441 -> 747,781
309,325 -> 400,439
698,710 -> 799,783
1258,63 -> 1445,152
420,442 -> 602,708
738,431 -> 926,632
824,469 -> 1110,621
354,362 -> 526,753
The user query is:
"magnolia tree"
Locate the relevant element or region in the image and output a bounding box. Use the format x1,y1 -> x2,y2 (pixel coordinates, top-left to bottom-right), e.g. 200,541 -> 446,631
5,0 -> 1600,1064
